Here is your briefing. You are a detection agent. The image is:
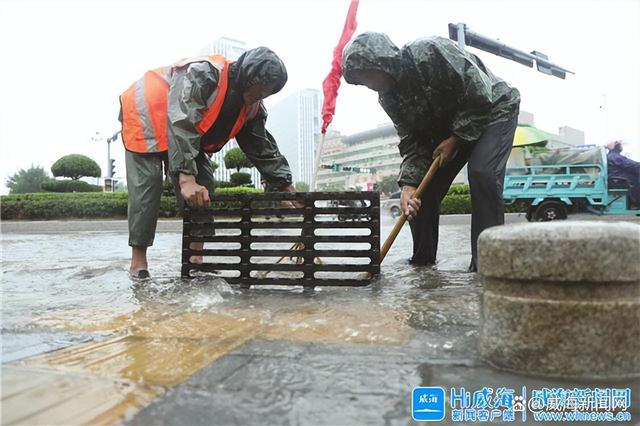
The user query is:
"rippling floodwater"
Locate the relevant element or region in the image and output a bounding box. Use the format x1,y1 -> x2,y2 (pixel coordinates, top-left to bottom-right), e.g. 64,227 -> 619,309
3,214 -> 637,425
2,216 -> 477,346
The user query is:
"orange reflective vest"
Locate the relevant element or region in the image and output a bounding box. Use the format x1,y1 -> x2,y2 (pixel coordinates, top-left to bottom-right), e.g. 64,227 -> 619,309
120,55 -> 260,154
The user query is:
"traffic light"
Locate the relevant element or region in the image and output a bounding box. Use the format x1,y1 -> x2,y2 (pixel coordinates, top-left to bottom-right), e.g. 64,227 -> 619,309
109,159 -> 116,178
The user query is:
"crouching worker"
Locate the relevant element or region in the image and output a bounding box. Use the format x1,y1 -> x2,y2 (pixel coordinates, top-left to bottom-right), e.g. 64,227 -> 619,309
119,47 -> 294,279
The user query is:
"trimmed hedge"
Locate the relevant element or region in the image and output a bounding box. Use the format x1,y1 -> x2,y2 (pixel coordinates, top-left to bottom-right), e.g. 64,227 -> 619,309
215,187 -> 262,195
41,179 -> 102,193
440,194 -> 472,214
447,183 -> 469,196
215,180 -> 236,189
1,187 -> 263,220
1,186 -> 521,220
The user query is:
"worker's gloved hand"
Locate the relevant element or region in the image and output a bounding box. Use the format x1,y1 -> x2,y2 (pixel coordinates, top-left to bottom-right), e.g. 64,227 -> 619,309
433,135 -> 459,164
179,173 -> 210,209
401,185 -> 421,220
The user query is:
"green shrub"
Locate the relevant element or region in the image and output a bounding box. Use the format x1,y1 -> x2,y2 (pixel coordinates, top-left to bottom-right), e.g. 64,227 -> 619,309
215,180 -> 235,189
1,188 -> 521,220
1,193 -> 128,220
41,179 -> 102,193
162,178 -> 175,197
440,194 -> 472,214
229,172 -> 252,186
51,154 -> 101,180
224,147 -> 253,171
0,188 -> 266,220
214,187 -> 263,195
447,183 -> 469,196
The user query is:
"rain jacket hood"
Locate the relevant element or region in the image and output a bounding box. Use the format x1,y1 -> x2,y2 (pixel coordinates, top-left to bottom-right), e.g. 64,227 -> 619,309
342,32 -> 402,84
232,46 -> 288,95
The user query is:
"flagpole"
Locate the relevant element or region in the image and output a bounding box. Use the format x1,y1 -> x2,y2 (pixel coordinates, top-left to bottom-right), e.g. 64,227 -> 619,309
311,132 -> 326,191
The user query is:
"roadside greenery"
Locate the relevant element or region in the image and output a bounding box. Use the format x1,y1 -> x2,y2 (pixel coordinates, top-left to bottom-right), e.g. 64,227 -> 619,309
5,165 -> 50,194
1,182 -> 520,220
51,154 -> 101,180
223,147 -> 253,171
41,179 -> 102,193
1,187 -> 262,220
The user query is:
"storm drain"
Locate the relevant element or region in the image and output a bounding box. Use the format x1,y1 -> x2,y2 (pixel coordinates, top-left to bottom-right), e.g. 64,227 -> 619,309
182,191 -> 380,287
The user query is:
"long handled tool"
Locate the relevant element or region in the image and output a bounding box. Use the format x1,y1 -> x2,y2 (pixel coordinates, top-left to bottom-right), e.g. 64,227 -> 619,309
380,154 -> 444,263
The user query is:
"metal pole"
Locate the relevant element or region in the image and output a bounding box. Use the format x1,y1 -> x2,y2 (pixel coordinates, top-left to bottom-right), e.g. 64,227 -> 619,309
456,22 -> 466,51
311,133 -> 326,191
107,139 -> 112,179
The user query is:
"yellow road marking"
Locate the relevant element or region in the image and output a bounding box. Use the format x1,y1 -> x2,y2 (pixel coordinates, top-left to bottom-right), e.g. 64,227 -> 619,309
4,303 -> 411,425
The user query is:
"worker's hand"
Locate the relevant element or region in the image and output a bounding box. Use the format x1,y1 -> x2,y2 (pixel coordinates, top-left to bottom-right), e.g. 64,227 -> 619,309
401,185 -> 421,220
433,135 -> 459,164
179,173 -> 210,209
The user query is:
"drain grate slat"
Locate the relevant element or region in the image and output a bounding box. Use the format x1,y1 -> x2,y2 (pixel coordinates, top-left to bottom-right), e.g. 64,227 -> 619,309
182,191 -> 380,288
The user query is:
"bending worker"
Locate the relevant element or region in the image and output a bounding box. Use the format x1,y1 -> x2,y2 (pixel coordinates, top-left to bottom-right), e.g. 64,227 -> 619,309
342,32 -> 520,272
120,47 -> 294,279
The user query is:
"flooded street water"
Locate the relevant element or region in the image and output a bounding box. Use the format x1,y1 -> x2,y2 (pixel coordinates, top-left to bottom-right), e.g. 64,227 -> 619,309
2,214 -> 638,425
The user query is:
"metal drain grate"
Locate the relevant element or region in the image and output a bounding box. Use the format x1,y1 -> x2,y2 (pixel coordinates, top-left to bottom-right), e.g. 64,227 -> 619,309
182,191 -> 380,288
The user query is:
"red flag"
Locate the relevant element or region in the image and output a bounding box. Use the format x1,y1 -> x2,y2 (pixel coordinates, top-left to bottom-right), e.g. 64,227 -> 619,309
321,0 -> 359,134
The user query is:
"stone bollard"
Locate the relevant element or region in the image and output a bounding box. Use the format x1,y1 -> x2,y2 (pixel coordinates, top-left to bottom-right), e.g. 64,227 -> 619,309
478,221 -> 640,380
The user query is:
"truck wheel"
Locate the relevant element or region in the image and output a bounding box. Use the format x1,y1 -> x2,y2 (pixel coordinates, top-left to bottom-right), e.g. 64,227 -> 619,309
534,201 -> 567,221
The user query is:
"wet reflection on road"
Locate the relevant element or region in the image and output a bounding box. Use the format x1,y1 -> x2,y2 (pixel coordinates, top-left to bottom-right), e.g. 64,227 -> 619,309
2,218 -> 479,424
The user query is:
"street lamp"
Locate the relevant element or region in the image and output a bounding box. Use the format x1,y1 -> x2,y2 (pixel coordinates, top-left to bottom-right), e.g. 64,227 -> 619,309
448,23 -> 574,79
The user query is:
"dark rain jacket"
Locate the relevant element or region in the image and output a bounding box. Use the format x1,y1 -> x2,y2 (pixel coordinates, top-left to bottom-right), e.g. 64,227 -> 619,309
607,150 -> 640,180
342,32 -> 521,187
167,47 -> 293,189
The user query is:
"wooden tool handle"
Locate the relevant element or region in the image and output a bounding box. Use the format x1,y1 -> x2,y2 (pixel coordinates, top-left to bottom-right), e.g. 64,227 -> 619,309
380,155 -> 443,263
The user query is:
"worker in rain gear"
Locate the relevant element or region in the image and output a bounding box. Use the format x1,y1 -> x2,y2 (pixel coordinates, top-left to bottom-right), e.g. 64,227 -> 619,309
606,140 -> 640,209
120,47 -> 294,279
342,32 -> 520,272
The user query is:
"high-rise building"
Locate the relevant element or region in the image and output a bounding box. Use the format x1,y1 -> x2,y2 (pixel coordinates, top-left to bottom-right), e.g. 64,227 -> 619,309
316,124 -> 400,191
198,37 -> 246,60
198,37 -> 261,188
266,89 -> 321,186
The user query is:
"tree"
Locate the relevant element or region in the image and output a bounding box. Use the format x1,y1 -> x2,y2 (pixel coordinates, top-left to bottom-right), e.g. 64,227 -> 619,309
224,147 -> 253,172
379,175 -> 398,195
211,160 -> 219,174
5,165 -> 50,194
230,172 -> 252,187
295,181 -> 309,192
51,154 -> 101,180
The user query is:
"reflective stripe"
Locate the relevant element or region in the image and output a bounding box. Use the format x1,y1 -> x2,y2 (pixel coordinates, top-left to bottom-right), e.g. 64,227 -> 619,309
134,78 -> 158,152
120,83 -> 147,153
143,69 -> 169,152
121,55 -> 233,154
195,57 -> 229,134
229,104 -> 249,139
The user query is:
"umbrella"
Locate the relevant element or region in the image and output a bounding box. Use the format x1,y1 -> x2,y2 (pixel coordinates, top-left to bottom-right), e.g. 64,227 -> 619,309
513,124 -> 552,147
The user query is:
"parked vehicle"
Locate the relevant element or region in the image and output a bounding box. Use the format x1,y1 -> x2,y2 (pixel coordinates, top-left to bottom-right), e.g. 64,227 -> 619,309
503,146 -> 640,221
381,190 -> 402,218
